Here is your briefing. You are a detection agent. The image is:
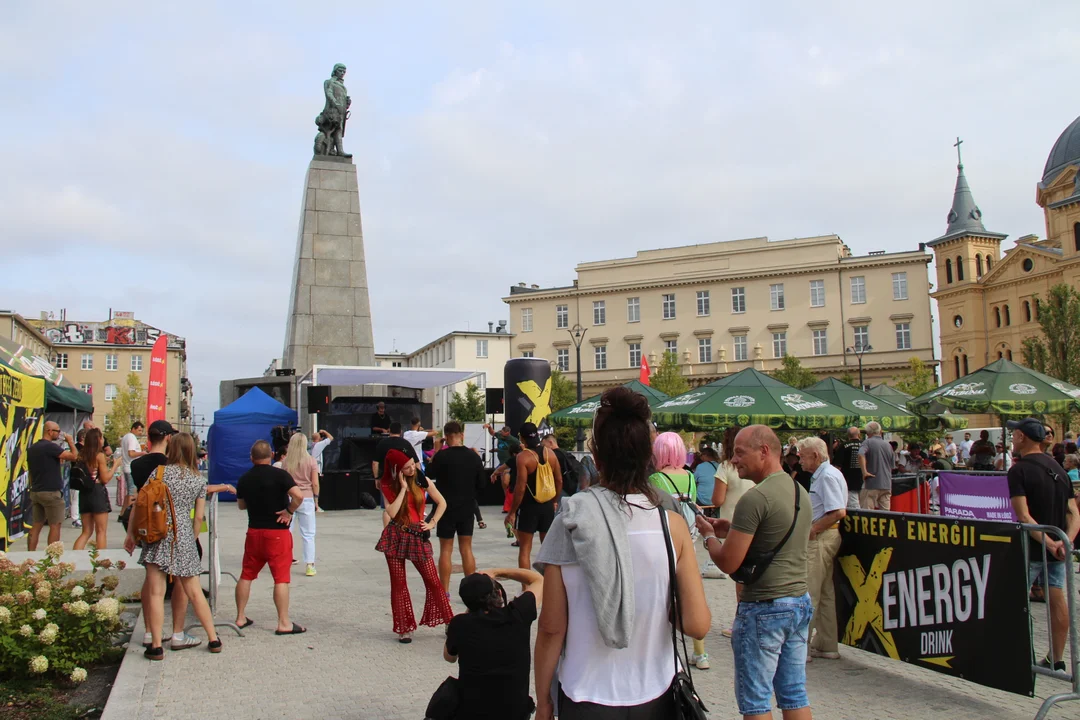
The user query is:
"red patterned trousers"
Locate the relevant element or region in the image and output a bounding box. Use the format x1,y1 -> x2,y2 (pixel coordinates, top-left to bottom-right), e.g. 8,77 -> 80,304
385,555 -> 453,634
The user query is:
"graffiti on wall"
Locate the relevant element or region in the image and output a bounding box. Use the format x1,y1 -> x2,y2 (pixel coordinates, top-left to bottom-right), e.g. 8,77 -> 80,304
38,323 -> 182,349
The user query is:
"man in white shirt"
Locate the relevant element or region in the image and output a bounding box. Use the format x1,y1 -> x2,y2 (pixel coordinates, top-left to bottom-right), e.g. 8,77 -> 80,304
402,417 -> 438,469
798,436 -> 848,661
119,421 -> 146,506
959,432 -> 974,466
945,437 -> 959,465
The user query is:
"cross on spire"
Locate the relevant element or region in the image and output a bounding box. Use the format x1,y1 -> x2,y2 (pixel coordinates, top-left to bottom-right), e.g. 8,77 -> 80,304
954,136 -> 964,167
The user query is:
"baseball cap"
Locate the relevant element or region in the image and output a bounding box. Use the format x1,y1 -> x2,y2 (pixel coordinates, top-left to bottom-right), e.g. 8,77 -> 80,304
458,573 -> 496,612
1006,418 -> 1046,441
148,420 -> 179,438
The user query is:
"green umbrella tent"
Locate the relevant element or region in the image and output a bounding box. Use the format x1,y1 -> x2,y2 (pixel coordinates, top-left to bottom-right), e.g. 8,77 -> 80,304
908,358 -> 1080,418
859,382 -> 969,431
0,337 -> 93,413
804,377 -> 923,431
652,368 -> 857,431
548,380 -> 669,428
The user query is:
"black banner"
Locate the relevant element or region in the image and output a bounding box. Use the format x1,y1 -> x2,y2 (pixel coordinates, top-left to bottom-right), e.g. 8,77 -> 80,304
835,510 -> 1034,696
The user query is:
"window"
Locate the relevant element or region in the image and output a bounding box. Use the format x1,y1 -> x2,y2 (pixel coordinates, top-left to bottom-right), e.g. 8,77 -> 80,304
627,297 -> 640,323
80,353 -> 93,370
945,259 -> 953,284
105,353 -> 118,371
698,338 -> 712,363
772,332 -> 787,358
53,353 -> 68,370
733,335 -> 748,362
809,280 -> 825,308
521,308 -> 533,332
1075,222 -> 1080,252
662,294 -> 676,320
812,329 -> 828,356
556,305 -> 568,329
731,287 -> 746,313
986,256 -> 992,271
594,344 -> 607,370
476,339 -> 488,358
953,356 -> 960,379
131,355 -> 143,371
1023,258 -> 1034,272
1024,301 -> 1031,323
956,256 -> 965,281
696,291 -> 710,317
1007,349 -> 1013,361
853,326 -> 870,352
963,354 -> 970,375
80,383 -> 92,394
521,350 -> 534,358
895,323 -> 911,350
105,384 -> 118,401
665,339 -> 678,358
556,348 -> 569,372
770,284 -> 785,311
976,255 -> 983,277
994,307 -> 1001,328
1004,305 -> 1011,326
850,276 -> 866,304
593,301 -> 606,326
629,343 -> 642,368
892,272 -> 908,300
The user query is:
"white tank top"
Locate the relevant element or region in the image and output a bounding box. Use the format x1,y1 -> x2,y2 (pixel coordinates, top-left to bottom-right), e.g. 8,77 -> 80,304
558,494 -> 676,706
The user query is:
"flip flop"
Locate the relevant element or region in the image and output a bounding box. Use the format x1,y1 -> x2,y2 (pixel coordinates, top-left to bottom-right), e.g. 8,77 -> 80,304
511,541 -> 519,547
477,521 -> 487,529
275,623 -> 307,635
238,618 -> 254,629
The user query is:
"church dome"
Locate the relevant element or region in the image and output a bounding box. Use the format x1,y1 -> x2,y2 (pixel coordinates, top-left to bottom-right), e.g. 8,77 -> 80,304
1042,114 -> 1080,186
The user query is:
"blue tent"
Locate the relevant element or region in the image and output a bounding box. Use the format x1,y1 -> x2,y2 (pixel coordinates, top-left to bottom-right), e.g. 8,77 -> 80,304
208,387 -> 297,501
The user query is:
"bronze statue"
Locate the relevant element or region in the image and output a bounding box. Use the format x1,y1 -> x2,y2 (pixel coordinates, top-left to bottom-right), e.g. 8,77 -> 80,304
315,63 -> 351,158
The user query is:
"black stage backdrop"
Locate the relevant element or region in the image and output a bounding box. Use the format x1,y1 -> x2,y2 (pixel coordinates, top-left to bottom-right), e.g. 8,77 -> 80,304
834,510 -> 1034,696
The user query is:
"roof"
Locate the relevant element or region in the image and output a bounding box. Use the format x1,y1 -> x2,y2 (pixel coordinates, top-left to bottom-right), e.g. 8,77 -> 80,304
1042,114 -> 1080,187
214,387 -> 297,426
927,162 -> 1006,247
299,365 -> 486,389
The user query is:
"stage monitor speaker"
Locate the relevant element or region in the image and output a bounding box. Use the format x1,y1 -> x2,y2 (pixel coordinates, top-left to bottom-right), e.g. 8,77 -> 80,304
485,388 -> 504,415
308,385 -> 330,414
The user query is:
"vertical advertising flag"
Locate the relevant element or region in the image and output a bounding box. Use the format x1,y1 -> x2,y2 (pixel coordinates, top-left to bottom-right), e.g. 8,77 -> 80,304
0,364 -> 47,549
146,335 -> 168,425
639,356 -> 651,386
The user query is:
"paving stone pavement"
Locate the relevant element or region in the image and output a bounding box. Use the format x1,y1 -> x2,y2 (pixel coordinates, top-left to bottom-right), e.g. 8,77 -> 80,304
64,506 -> 1076,719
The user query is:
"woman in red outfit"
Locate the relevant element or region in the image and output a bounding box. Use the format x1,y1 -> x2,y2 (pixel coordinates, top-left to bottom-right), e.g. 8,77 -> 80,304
375,449 -> 453,643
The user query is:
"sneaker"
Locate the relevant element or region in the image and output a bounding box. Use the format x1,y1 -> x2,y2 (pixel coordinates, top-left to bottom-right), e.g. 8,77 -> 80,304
720,627 -> 733,638
144,646 -> 164,661
692,653 -> 710,670
208,639 -> 222,654
305,564 -> 317,577
142,632 -> 153,648
504,520 -> 514,538
810,649 -> 841,660
72,520 -> 82,528
316,506 -> 325,513
170,633 -> 202,651
1037,655 -> 1067,672
701,562 -> 727,580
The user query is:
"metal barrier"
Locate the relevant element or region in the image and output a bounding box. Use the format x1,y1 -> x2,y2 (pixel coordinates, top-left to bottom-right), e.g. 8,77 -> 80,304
1025,524 -> 1079,719
185,494 -> 244,638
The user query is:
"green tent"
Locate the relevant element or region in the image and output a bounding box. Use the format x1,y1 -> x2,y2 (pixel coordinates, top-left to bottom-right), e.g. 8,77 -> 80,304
858,382 -> 969,431
548,380 -> 669,428
908,358 -> 1080,418
866,384 -> 913,402
0,338 -> 94,413
652,368 -> 857,431
805,377 -> 922,431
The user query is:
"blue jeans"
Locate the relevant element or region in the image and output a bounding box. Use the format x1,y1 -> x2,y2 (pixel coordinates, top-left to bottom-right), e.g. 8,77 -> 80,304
1029,560 -> 1065,590
732,593 -> 813,716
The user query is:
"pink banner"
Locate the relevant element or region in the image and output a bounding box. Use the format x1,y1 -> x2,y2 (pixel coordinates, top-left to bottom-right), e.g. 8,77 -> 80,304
146,336 -> 168,425
938,472 -> 1016,521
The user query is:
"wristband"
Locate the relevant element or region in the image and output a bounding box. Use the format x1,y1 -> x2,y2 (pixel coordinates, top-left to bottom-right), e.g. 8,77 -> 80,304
704,535 -> 722,548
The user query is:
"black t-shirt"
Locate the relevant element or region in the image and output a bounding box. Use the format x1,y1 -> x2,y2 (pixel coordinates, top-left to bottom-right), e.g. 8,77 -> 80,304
424,446 -> 485,516
833,440 -> 864,492
446,591 -> 537,720
369,411 -> 392,433
130,453 -> 168,491
1008,452 -> 1075,560
27,439 -> 64,492
374,436 -> 418,471
784,460 -> 813,492
235,465 -> 297,530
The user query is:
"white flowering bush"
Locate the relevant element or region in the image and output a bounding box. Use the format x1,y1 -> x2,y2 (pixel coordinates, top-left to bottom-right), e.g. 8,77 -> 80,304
0,543 -> 126,680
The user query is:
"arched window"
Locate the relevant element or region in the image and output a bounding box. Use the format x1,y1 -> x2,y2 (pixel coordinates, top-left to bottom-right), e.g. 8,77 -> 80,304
946,259 -> 953,284
998,351 -> 1003,359
963,354 -> 970,375
986,256 -> 993,271
954,356 -> 961,379
976,254 -> 984,277
1007,349 -> 1013,361
1024,300 -> 1031,322
957,256 -> 965,281
1004,305 -> 1011,326
1074,222 -> 1080,252
994,307 -> 1001,327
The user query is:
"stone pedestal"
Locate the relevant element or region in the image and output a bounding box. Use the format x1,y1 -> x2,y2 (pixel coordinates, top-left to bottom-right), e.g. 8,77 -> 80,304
283,156 -> 375,375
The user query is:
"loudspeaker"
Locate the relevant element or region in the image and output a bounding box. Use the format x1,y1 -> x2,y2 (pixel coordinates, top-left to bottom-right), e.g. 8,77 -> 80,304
307,385 -> 330,414
485,387 -> 504,415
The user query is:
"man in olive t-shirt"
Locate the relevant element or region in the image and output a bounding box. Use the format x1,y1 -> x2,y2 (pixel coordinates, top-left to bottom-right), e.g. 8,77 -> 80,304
696,425 -> 813,719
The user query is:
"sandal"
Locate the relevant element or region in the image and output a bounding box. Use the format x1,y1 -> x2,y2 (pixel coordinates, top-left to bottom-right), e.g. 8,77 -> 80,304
275,622 -> 307,635
511,541 -> 519,547
237,617 -> 254,629
477,521 -> 487,529
398,632 -> 413,644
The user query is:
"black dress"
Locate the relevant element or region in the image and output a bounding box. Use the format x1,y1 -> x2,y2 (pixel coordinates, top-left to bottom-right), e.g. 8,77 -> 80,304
78,461 -> 112,515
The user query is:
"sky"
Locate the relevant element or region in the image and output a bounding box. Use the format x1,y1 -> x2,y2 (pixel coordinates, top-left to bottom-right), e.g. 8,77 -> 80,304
2,1 -> 1079,423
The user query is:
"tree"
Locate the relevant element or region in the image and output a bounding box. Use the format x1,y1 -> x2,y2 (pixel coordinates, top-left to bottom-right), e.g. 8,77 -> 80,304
104,373 -> 145,444
548,369 -> 578,450
770,355 -> 817,389
651,351 -> 689,397
892,357 -> 937,398
1021,284 -> 1080,385
836,372 -> 857,387
447,382 -> 485,422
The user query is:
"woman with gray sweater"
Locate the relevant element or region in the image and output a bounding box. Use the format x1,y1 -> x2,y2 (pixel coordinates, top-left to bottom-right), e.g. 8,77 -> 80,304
533,387 -> 711,719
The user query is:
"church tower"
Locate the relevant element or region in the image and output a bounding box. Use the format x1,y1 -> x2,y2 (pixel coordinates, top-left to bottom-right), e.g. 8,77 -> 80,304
1036,114 -> 1080,257
927,140 -> 1007,382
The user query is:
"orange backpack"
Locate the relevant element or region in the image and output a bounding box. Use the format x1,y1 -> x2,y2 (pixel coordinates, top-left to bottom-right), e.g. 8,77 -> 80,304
131,466 -> 177,546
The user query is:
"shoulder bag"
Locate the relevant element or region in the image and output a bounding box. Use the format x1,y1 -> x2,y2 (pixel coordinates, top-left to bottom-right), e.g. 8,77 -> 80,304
658,507 -> 709,719
728,475 -> 801,586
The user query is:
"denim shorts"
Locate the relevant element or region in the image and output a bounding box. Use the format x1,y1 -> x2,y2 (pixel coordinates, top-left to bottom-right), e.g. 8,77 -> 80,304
1028,561 -> 1066,590
731,593 -> 813,716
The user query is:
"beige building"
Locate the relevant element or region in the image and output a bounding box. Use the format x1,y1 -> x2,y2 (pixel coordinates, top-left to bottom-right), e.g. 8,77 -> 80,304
24,313 -> 192,433
931,116 -> 1080,382
376,324 -> 513,428
0,311 -> 53,361
503,235 -> 937,393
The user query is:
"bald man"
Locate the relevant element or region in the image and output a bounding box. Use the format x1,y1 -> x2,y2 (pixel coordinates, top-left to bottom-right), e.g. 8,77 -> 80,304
27,421 -> 79,550
696,425 -> 813,720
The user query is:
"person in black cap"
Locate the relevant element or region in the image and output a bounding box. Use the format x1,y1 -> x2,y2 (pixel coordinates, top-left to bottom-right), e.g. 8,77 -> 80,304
440,568 -> 543,720
369,401 -> 392,436
1007,417 -> 1080,672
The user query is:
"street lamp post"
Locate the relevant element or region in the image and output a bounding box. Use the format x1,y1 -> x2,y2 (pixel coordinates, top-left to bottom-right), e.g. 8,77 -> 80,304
845,344 -> 873,389
567,324 -> 587,451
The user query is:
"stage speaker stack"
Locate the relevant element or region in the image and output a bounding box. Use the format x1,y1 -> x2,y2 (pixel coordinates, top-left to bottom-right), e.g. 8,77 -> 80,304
307,385 -> 330,414
485,388 -> 504,415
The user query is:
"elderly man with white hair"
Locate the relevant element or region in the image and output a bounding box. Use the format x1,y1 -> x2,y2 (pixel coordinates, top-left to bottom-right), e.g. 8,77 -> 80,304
858,421 -> 894,510
797,436 -> 848,661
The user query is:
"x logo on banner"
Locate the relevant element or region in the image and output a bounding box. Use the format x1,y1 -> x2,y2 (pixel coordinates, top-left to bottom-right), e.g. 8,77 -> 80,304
839,548 -> 900,660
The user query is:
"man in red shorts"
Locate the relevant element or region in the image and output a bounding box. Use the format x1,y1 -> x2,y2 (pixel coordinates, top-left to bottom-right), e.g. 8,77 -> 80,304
233,440 -> 307,634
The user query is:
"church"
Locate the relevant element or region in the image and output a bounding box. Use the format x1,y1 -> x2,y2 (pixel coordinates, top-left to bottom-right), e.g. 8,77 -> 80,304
930,114 -> 1080,383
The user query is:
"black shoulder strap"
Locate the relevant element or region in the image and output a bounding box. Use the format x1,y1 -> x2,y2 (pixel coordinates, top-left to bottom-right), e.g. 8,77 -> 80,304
770,475 -> 803,557
659,507 -> 697,690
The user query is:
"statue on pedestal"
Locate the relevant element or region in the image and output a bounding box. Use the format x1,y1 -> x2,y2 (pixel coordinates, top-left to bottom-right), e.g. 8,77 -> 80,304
315,63 -> 352,158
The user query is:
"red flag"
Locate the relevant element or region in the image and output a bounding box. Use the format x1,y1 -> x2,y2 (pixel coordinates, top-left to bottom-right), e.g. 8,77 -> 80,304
639,356 -> 651,386
146,336 -> 168,425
